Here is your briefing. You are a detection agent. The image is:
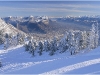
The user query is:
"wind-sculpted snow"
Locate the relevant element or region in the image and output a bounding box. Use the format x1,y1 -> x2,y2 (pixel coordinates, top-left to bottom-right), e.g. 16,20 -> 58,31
41,58 -> 100,74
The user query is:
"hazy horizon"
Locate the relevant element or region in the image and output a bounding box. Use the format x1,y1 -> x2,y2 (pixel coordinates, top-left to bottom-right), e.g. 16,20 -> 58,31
0,1 -> 100,17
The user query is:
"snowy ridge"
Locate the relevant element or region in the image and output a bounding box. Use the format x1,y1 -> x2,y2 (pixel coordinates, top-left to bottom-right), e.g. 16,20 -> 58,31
0,18 -> 26,36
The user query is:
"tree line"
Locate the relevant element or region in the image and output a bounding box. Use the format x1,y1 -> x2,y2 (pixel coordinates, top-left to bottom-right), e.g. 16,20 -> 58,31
24,23 -> 99,56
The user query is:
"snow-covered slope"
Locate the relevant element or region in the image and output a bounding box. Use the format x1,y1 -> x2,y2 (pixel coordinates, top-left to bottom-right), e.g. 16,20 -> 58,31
0,18 -> 26,36
0,44 -> 100,74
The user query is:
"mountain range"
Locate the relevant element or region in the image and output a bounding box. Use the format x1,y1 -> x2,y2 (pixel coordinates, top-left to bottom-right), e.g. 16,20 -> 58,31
1,15 -> 100,35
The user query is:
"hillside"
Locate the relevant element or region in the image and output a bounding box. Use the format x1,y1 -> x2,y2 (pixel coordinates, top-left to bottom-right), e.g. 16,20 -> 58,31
0,18 -> 26,36
0,44 -> 100,74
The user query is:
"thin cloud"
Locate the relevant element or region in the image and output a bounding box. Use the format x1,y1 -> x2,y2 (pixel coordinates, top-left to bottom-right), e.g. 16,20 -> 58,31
0,1 -> 100,17
0,6 -> 90,13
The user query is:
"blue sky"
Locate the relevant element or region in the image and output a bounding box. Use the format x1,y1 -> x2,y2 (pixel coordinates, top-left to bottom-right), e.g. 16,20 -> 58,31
0,1 -> 100,17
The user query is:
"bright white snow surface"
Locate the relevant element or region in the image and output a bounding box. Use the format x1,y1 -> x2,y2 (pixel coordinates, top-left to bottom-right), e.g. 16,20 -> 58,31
0,44 -> 100,74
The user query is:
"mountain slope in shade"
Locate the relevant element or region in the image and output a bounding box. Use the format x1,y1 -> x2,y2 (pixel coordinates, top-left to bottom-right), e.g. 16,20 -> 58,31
2,16 -> 50,33
2,16 -> 91,34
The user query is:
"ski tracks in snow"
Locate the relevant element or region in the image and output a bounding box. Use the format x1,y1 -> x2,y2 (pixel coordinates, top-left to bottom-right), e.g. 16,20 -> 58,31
0,58 -> 59,73
1,54 -> 100,74
41,58 -> 100,74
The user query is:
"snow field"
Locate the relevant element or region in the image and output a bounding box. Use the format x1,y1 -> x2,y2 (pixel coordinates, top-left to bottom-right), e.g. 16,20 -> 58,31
0,44 -> 100,74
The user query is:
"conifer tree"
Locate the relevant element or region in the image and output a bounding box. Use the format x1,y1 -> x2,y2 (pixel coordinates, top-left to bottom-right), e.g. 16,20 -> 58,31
43,40 -> 50,52
68,30 -> 75,55
59,33 -> 69,53
49,37 -> 58,56
38,41 -> 43,56
77,32 -> 83,50
25,43 -> 30,51
31,41 -> 36,56
28,41 -> 33,53
81,31 -> 88,49
74,37 -> 80,53
95,22 -> 99,47
4,33 -> 9,49
0,29 -> 5,44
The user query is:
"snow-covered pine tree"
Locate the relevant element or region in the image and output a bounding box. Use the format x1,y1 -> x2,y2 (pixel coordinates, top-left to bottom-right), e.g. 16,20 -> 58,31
91,24 -> 96,49
16,33 -> 20,45
74,36 -> 80,54
49,41 -> 54,56
77,31 -> 83,51
87,31 -> 91,50
59,32 -> 69,53
0,29 -> 5,45
43,40 -> 47,51
16,33 -> 19,45
95,22 -> 99,47
88,24 -> 97,50
81,31 -> 88,49
4,33 -> 21,49
87,23 -> 99,50
31,41 -> 36,56
12,35 -> 17,46
4,33 -> 9,49
28,41 -> 33,54
8,34 -> 13,47
38,41 -> 43,56
25,40 -> 33,53
25,43 -> 30,51
24,36 -> 36,56
43,40 -> 50,52
16,33 -> 25,45
49,37 -> 58,56
68,30 -> 76,55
